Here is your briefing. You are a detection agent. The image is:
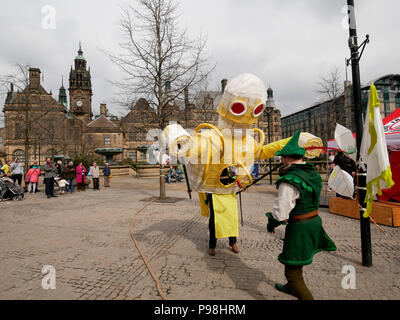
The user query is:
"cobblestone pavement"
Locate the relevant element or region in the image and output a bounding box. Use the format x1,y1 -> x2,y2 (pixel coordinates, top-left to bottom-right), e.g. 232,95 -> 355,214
0,176 -> 399,300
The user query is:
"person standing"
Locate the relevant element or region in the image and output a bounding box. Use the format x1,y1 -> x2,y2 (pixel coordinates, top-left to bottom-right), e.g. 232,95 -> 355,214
89,162 -> 100,190
10,158 -> 23,185
55,161 -> 63,176
205,167 -> 239,256
63,162 -> 75,193
266,131 -> 336,300
25,161 -> 40,193
1,160 -> 12,176
76,162 -> 87,191
103,163 -> 111,187
332,151 -> 356,198
43,157 -> 58,199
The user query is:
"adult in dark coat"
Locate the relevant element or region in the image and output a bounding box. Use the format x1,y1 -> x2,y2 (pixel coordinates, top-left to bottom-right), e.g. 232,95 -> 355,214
43,158 -> 58,198
63,162 -> 75,193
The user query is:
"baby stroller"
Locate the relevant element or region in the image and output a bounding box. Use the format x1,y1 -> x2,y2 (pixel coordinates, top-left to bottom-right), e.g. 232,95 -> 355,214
0,177 -> 24,201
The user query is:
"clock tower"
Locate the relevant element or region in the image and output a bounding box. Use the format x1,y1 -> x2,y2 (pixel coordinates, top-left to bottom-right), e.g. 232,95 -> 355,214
69,42 -> 93,123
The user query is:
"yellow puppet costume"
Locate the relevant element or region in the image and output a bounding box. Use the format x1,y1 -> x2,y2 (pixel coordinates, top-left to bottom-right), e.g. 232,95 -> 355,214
162,73 -> 322,245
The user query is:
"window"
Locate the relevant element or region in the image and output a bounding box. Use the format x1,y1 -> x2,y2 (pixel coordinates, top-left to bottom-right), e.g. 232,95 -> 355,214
15,123 -> 22,139
129,131 -> 136,141
13,149 -> 25,163
103,135 -> 111,145
138,131 -> 146,141
129,152 -> 137,161
87,135 -> 94,145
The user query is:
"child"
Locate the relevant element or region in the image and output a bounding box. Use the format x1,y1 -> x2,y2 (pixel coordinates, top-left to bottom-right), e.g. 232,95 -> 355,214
25,162 -> 41,193
58,178 -> 69,195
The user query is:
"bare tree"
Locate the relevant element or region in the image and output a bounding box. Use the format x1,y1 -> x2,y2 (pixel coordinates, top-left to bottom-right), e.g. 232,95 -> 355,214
316,66 -> 345,138
104,0 -> 215,199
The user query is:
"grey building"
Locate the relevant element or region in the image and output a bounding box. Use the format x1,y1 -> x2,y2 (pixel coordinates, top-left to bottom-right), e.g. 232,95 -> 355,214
281,74 -> 400,144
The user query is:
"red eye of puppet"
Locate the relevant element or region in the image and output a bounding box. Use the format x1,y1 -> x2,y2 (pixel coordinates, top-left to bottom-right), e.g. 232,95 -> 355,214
230,102 -> 247,116
253,104 -> 265,117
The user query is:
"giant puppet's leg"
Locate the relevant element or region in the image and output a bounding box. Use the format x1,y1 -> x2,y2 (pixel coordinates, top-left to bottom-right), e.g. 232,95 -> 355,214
211,193 -> 239,239
206,193 -> 217,249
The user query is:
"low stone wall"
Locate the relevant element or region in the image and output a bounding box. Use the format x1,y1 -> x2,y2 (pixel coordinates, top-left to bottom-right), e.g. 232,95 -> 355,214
99,165 -> 136,177
136,164 -> 159,179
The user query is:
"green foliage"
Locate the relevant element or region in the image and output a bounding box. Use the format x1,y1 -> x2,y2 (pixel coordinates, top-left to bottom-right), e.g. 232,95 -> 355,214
72,153 -> 103,169
125,158 -> 138,170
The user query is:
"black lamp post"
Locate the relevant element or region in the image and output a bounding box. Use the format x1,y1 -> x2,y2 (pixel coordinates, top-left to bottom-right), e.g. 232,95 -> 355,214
267,107 -> 273,185
346,0 -> 372,267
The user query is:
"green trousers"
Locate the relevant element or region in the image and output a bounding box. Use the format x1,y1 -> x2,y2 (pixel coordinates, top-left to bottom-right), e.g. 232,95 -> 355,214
285,265 -> 314,300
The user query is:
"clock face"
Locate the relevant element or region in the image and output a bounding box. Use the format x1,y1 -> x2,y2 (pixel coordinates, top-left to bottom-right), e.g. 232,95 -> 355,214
76,100 -> 83,107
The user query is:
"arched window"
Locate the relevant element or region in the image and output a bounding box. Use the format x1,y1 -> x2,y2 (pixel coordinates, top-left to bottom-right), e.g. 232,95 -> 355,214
13,149 -> 25,163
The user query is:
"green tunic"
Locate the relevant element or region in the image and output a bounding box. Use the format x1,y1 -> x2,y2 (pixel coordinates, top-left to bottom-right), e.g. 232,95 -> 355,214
276,163 -> 336,266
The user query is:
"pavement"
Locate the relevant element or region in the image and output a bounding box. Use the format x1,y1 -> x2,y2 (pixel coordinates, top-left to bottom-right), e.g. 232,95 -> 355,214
0,175 -> 399,300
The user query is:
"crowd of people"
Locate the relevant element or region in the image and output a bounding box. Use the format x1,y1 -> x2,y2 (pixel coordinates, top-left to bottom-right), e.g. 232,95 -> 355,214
0,157 -> 112,199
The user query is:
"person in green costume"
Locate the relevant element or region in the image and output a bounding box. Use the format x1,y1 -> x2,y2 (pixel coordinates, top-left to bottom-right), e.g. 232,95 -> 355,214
266,130 -> 336,300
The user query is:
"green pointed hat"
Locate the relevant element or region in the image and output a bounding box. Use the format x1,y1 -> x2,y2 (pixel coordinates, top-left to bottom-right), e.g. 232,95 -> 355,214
276,130 -> 305,157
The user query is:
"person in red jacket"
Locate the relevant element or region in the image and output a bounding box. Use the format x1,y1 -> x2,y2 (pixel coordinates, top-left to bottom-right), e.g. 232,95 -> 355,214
25,161 -> 41,193
76,162 -> 87,191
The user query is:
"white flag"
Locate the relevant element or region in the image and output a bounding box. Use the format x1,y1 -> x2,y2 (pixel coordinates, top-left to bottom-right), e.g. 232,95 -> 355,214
334,124 -> 357,162
360,84 -> 394,217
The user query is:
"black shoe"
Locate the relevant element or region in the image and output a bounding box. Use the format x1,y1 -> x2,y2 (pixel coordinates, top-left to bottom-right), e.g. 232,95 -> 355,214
47,195 -> 51,199
51,195 -> 58,198
275,283 -> 296,297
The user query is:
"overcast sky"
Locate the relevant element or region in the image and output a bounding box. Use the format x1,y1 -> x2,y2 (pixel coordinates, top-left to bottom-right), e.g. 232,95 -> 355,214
0,0 -> 399,121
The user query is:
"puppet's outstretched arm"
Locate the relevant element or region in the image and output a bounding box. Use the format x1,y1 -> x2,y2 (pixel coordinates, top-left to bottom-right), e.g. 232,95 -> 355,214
257,133 -> 323,160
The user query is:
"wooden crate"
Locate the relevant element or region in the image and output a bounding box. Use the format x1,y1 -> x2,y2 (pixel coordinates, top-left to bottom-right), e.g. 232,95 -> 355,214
328,197 -> 400,227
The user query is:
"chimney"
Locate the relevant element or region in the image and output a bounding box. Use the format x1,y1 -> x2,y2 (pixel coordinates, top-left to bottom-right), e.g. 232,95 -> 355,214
184,87 -> 189,109
221,79 -> 227,93
100,103 -> 107,116
29,68 -> 41,89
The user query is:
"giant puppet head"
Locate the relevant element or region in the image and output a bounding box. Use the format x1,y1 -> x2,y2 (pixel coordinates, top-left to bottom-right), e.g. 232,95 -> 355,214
216,73 -> 268,126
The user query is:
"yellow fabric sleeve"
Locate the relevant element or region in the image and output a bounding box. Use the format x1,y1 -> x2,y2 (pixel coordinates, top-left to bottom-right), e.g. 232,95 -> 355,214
257,138 -> 291,160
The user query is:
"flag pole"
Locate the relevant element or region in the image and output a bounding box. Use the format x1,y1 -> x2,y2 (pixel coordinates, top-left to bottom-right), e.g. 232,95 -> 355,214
347,0 -> 372,267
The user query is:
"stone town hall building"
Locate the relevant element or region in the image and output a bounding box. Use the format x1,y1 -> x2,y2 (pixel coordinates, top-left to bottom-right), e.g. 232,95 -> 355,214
0,46 -> 282,165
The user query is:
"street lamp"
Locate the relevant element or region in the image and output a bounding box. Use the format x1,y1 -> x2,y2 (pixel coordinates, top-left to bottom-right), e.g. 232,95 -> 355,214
346,0 -> 372,267
266,106 -> 273,185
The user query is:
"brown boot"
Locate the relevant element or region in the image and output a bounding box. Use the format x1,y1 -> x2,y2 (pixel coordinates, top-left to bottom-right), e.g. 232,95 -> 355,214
230,243 -> 239,254
209,248 -> 215,256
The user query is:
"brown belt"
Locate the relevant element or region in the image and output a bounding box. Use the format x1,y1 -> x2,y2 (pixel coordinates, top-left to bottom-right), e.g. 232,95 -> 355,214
290,210 -> 319,223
